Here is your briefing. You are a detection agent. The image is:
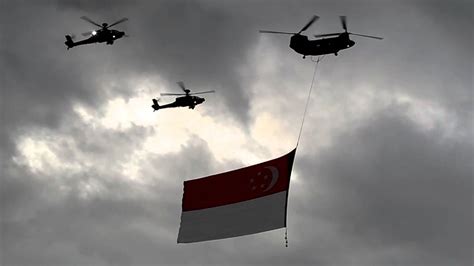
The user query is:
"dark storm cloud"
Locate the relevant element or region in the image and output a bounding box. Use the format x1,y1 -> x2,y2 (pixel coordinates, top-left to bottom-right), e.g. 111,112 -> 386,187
3,130 -> 314,266
1,117 -> 151,221
1,129 -> 219,266
56,0 -> 134,11
113,0 -> 260,123
1,0 -> 269,156
322,0 -> 473,120
293,104 -> 473,266
54,0 -> 269,123
1,1 -> 472,265
0,1 -> 130,157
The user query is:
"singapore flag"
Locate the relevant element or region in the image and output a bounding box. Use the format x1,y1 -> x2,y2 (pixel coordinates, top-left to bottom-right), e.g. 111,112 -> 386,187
177,148 -> 296,243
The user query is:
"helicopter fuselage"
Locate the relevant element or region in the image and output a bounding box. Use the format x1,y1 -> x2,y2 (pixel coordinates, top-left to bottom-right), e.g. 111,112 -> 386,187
91,29 -> 125,43
290,33 -> 355,57
260,15 -> 381,58
174,95 -> 205,108
152,95 -> 205,111
65,29 -> 125,49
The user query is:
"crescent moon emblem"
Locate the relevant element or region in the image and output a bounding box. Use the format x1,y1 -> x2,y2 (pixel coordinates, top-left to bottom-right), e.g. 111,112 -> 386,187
262,166 -> 279,192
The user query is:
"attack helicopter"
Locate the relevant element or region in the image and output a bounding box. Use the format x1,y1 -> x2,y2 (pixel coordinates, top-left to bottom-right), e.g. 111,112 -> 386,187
152,82 -> 215,111
65,16 -> 128,49
259,15 -> 382,58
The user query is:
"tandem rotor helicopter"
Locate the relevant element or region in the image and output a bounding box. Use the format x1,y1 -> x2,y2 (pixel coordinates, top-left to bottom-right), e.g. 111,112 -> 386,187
259,15 -> 383,58
152,82 -> 215,111
65,16 -> 128,49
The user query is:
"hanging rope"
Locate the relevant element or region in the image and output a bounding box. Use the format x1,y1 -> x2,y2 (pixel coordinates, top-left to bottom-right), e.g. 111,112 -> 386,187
286,56 -> 324,248
296,56 -> 324,147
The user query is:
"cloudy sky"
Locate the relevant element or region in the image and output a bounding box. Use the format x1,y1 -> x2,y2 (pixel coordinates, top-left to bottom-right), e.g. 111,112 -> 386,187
1,0 -> 472,265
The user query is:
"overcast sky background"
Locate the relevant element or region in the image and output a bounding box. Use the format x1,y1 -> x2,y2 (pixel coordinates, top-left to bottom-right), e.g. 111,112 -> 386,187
1,0 -> 472,265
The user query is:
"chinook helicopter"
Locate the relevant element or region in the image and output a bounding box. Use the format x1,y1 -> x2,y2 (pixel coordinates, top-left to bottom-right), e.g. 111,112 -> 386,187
65,16 -> 128,49
152,82 -> 215,111
259,15 -> 382,58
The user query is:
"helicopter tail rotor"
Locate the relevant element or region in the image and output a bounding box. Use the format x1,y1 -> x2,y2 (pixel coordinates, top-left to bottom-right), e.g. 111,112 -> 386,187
65,34 -> 79,41
152,99 -> 160,111
65,35 -> 75,49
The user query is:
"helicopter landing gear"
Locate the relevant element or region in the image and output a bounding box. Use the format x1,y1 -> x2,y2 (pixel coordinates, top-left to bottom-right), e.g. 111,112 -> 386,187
334,52 -> 338,56
303,55 -> 306,59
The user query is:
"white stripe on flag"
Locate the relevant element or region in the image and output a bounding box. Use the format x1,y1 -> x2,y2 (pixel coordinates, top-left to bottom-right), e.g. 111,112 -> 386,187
178,191 -> 288,243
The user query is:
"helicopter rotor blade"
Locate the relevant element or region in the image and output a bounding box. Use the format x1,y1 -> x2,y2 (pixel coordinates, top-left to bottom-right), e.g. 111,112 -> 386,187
340,16 -> 347,31
349,32 -> 383,40
314,32 -> 341,38
81,31 -> 93,37
298,15 -> 319,34
190,90 -> 215,95
160,93 -> 186,96
176,81 -> 187,92
259,30 -> 296,35
80,16 -> 102,27
106,17 -> 128,28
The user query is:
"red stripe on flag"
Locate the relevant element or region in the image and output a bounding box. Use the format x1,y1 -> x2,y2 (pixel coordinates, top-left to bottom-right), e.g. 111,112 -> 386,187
182,149 -> 296,211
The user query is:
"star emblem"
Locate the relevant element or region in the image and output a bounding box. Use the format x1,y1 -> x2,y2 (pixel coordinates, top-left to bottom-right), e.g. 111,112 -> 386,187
249,167 -> 279,193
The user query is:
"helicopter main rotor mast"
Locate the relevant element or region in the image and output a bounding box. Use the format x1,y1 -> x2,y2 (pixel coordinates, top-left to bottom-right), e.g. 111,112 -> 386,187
160,82 -> 215,97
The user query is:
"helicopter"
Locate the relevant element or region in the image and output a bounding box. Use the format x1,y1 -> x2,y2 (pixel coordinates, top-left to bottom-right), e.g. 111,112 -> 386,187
65,16 -> 128,49
259,15 -> 382,58
152,82 -> 215,111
